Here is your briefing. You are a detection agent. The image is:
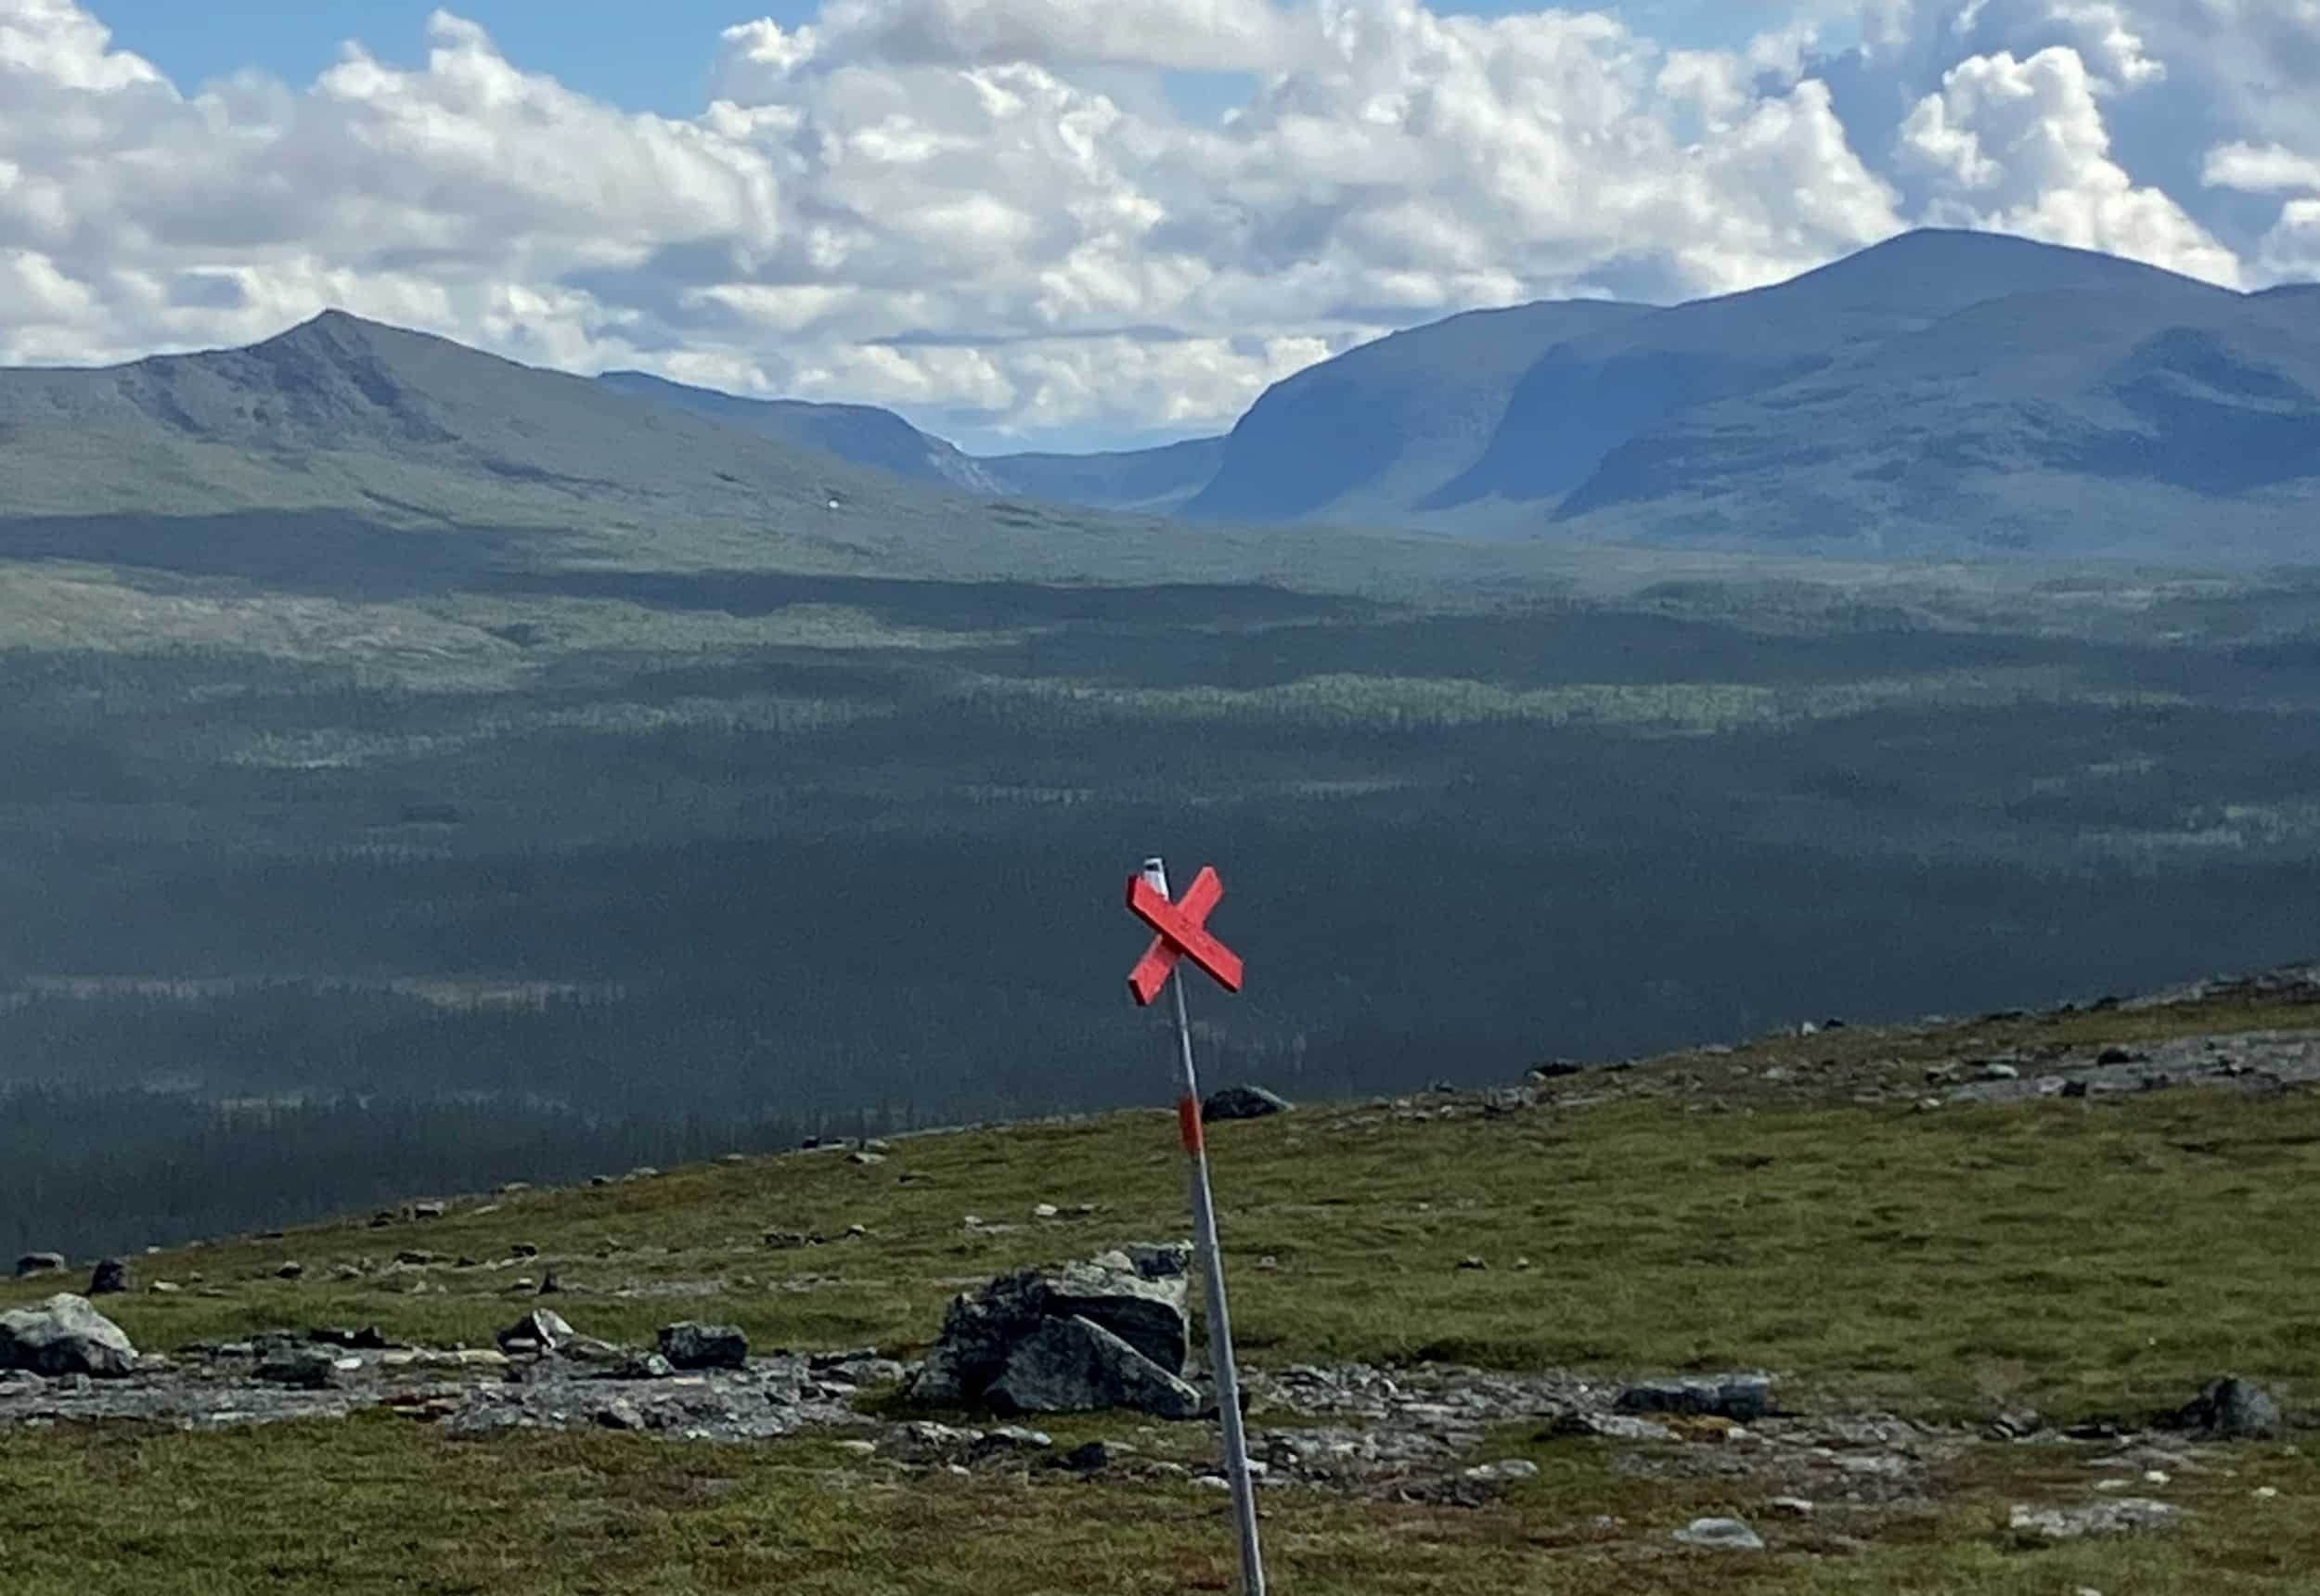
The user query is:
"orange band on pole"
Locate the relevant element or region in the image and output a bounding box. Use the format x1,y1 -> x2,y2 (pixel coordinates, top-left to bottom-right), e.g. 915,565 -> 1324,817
1177,1095 -> 1205,1155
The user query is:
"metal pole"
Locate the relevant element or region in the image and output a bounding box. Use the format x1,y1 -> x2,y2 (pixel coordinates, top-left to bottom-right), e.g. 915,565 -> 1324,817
1142,856 -> 1267,1596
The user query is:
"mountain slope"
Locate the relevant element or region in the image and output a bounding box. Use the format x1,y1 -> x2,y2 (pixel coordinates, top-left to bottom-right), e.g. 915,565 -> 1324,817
981,434 -> 1227,512
1430,229 -> 2224,512
1181,299 -> 1654,524
0,312 -> 925,530
596,369 -> 1007,495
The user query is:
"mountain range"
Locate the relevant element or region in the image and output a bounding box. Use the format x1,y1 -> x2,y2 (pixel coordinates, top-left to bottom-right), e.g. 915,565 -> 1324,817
2,228 -> 2315,566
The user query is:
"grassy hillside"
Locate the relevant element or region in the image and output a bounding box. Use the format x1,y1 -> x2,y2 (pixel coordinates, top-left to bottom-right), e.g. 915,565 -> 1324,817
6,972 -> 2320,1592
595,370 -> 1007,495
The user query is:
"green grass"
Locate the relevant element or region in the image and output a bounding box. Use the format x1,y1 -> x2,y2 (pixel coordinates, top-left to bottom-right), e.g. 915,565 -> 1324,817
11,985 -> 2320,1420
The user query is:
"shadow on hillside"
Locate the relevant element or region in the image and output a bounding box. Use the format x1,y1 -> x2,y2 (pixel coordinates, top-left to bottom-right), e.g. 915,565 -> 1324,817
0,511 -> 1378,634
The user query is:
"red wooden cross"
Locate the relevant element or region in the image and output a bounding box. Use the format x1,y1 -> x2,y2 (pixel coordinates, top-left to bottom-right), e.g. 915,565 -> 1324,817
1126,865 -> 1245,1006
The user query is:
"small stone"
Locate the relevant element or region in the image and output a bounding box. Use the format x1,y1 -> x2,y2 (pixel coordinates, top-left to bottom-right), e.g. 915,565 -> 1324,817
1462,1459 -> 1540,1485
255,1345 -> 342,1389
1202,1086 -> 1293,1123
845,1225 -> 869,1239
2098,1047 -> 2140,1065
1032,1204 -> 1060,1220
509,1242 -> 539,1259
1513,1256 -> 1534,1271
148,1281 -> 182,1295
13,1253 -> 65,1280
275,1261 -> 305,1281
496,1181 -> 533,1194
2061,1079 -> 2090,1099
1456,1256 -> 1488,1272
598,1399 -> 646,1431
1981,1062 -> 2021,1082
616,1353 -> 677,1381
589,1175 -> 612,1187
1769,1497 -> 1814,1518
411,1201 -> 446,1219
846,1152 -> 885,1166
2255,1487 -> 2280,1499
1916,1097 -> 1945,1112
86,1259 -> 129,1296
496,1308 -> 577,1356
2008,1499 -> 2179,1542
720,1154 -> 748,1165
1059,1440 -> 1113,1473
1675,1517 -> 1764,1551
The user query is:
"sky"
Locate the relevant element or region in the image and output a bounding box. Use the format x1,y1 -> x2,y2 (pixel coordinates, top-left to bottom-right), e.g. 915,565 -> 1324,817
3,0 -> 2316,452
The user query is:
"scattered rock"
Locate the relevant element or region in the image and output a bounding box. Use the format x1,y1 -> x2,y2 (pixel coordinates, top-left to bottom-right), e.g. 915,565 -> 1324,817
2007,1499 -> 2179,1543
1675,1517 -> 1765,1551
1527,1060 -> 1584,1083
274,1261 -> 305,1281
1988,1408 -> 2045,1440
846,1152 -> 885,1166
148,1281 -> 181,1295
1456,1256 -> 1488,1272
658,1321 -> 748,1371
1202,1086 -> 1292,1123
496,1309 -> 578,1356
1032,1204 -> 1060,1220
308,1326 -> 392,1351
1461,1459 -> 1540,1485
0,1295 -> 138,1378
615,1353 -> 677,1381
411,1201 -> 447,1219
2098,1047 -> 2142,1066
13,1254 -> 64,1280
1615,1374 -> 1772,1423
597,1399 -> 647,1431
1980,1062 -> 2021,1082
86,1259 -> 129,1297
2166,1377 -> 2285,1440
255,1345 -> 346,1390
1769,1496 -> 1814,1518
1058,1439 -> 1114,1474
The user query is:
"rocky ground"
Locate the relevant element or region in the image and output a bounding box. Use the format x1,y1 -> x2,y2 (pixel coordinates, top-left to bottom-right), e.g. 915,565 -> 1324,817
7,962 -> 2320,1587
2,1293 -> 2295,1563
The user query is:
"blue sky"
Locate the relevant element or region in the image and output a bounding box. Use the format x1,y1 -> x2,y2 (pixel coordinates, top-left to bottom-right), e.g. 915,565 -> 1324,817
92,0 -> 1767,112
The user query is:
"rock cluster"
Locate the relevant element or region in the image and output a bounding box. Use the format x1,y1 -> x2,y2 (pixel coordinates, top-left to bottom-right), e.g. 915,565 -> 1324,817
908,1243 -> 1204,1419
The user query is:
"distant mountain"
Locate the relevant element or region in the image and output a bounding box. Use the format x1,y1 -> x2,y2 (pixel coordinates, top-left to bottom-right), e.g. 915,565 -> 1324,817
1432,229 -> 2225,513
981,435 -> 1227,512
596,369 -> 1007,495
1102,228 -> 2317,560
1182,300 -> 1654,524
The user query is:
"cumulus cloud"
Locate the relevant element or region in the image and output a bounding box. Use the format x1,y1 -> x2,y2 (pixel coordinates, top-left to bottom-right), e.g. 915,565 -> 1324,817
0,0 -> 2308,444
1899,44 -> 2240,283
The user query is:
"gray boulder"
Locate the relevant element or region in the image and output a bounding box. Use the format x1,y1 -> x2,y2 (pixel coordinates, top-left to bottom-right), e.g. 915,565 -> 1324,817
13,1253 -> 64,1280
986,1317 -> 1204,1422
2168,1377 -> 2286,1439
0,1295 -> 138,1378
1202,1086 -> 1292,1123
908,1242 -> 1197,1419
658,1321 -> 748,1371
1615,1374 -> 1772,1423
86,1258 -> 129,1296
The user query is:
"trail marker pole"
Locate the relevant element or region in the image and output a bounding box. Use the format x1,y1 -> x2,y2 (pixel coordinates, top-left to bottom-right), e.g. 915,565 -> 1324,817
1127,856 -> 1265,1596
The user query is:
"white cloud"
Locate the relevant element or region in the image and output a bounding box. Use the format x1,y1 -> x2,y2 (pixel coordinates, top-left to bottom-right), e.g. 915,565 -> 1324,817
0,0 -> 2307,442
1899,44 -> 2240,284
